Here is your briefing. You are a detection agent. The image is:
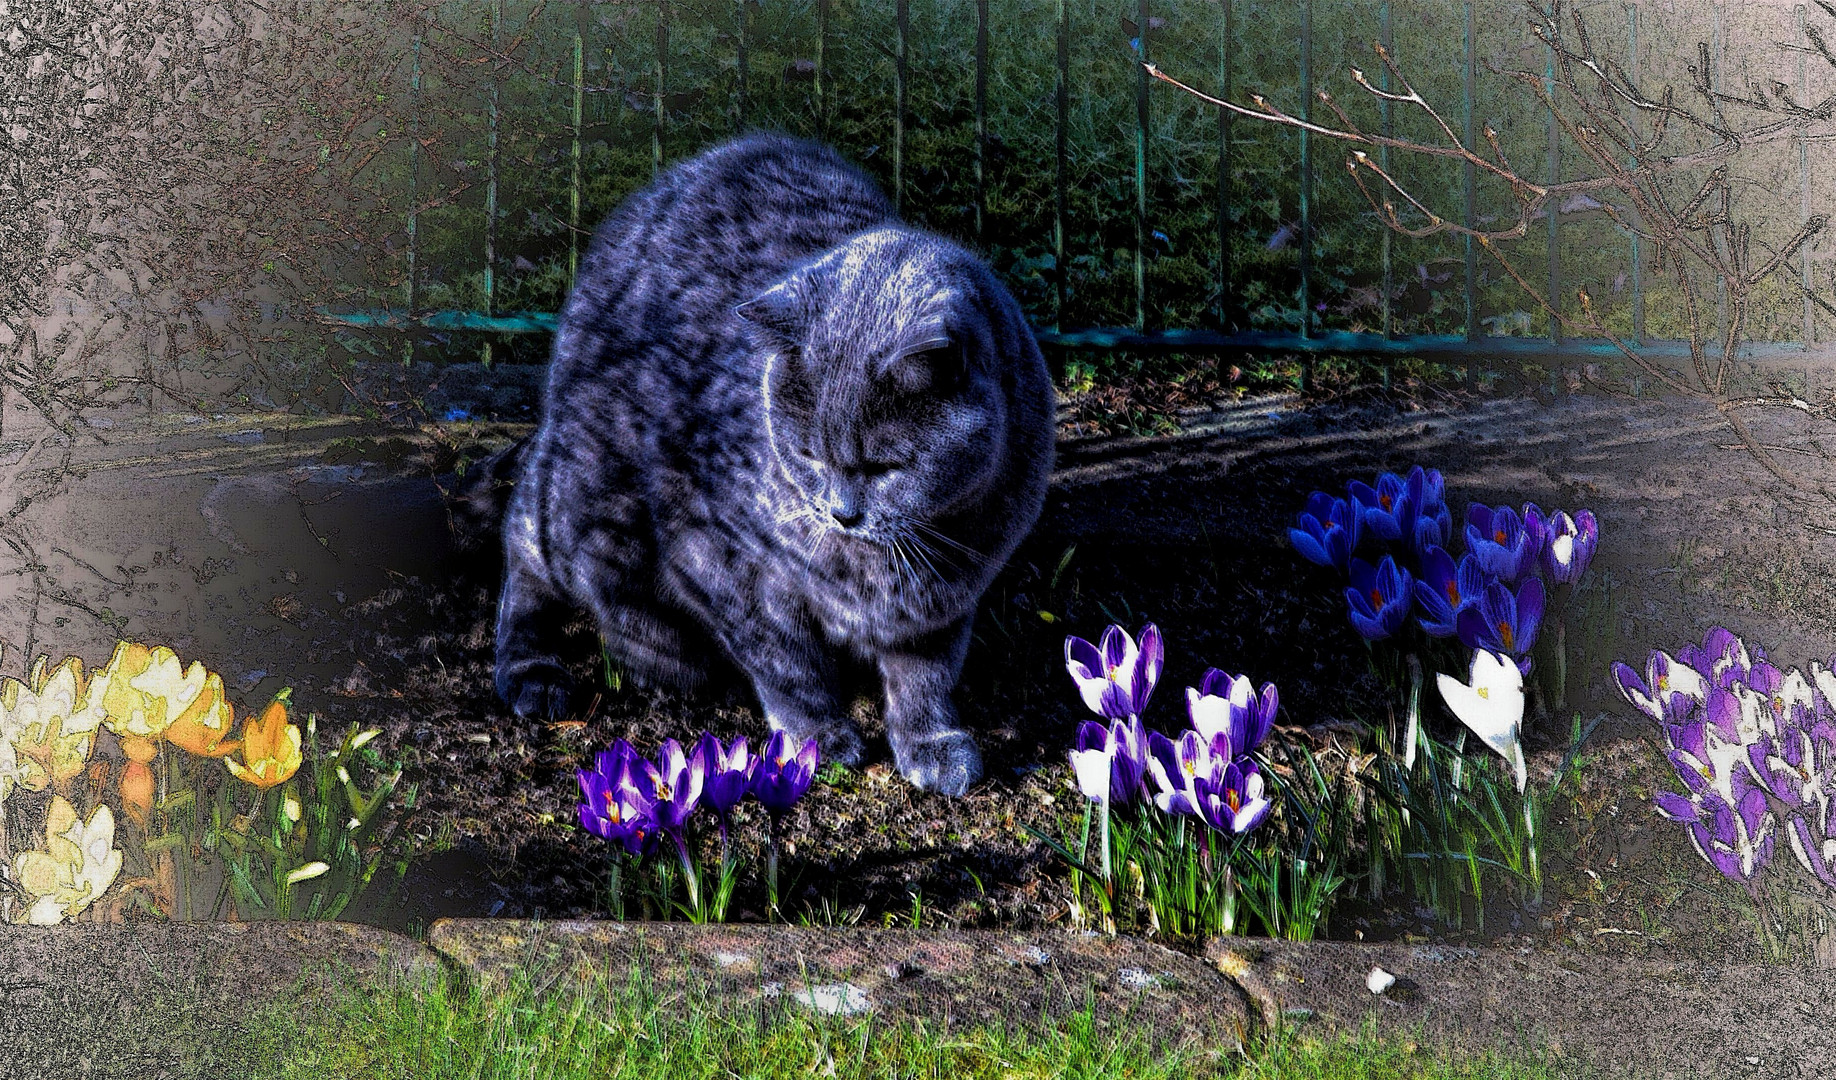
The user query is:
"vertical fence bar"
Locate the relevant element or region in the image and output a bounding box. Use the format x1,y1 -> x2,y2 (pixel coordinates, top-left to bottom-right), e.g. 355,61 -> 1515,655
1628,3 -> 1643,345
1217,0 -> 1232,330
485,0 -> 500,365
654,1 -> 668,177
1134,0 -> 1150,333
816,0 -> 828,136
571,3 -> 584,288
975,0 -> 989,240
1545,40 -> 1559,345
406,30 -> 421,364
895,0 -> 908,215
1298,0 -> 1313,385
736,0 -> 748,127
1379,2 -> 1391,349
1801,4 -> 1814,349
1463,1 -> 1477,342
1054,0 -> 1068,332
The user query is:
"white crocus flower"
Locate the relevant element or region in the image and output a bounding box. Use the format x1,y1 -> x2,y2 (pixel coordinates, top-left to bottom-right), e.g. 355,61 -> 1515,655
1070,747 -> 1112,805
1436,649 -> 1527,793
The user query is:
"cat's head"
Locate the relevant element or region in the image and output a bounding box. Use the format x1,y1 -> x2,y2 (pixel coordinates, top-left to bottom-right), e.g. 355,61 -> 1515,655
737,228 -> 1016,545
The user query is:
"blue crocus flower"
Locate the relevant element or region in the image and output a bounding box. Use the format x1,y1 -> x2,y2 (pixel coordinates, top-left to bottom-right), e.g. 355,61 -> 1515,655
1289,492 -> 1362,571
1412,545 -> 1488,638
1349,469 -> 1425,544
1464,503 -> 1539,582
1456,576 -> 1546,673
1345,556 -> 1414,641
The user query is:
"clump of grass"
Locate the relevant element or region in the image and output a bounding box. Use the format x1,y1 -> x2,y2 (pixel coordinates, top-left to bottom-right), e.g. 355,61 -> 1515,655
218,961 -> 1585,1080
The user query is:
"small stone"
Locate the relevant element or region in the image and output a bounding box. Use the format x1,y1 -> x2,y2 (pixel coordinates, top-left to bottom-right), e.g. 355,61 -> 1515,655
712,951 -> 751,969
1115,968 -> 1159,990
793,983 -> 870,1016
1024,946 -> 1051,966
1367,966 -> 1396,994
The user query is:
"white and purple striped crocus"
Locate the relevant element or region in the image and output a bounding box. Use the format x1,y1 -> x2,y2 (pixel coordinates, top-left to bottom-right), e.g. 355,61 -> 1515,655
1145,728 -> 1226,817
1071,717 -> 1150,807
1064,623 -> 1163,722
1192,758 -> 1272,836
1186,668 -> 1277,759
1541,509 -> 1598,584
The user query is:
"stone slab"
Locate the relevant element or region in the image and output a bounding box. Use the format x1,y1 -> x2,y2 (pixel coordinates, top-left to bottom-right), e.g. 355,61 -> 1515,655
1209,937 -> 1836,1080
0,921 -> 443,1079
428,918 -> 1255,1050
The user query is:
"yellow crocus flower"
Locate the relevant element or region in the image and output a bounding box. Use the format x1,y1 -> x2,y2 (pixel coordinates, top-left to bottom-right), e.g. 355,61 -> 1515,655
163,671 -> 239,758
1,656 -> 104,791
225,698 -> 302,789
11,796 -> 122,924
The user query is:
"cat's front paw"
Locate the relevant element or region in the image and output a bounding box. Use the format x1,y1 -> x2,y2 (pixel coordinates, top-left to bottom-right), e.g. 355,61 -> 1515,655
496,659 -> 573,721
894,729 -> 983,797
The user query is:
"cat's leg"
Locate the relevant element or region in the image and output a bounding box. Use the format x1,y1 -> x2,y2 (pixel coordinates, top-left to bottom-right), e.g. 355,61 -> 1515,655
727,616 -> 865,769
494,562 -> 575,720
493,482 -> 577,720
879,616 -> 983,796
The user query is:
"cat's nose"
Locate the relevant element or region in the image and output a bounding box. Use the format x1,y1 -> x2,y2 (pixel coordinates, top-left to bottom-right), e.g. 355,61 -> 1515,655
831,506 -> 864,529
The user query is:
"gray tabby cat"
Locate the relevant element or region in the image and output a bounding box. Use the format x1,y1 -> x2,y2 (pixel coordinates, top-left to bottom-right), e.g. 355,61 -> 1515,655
494,133 -> 1053,795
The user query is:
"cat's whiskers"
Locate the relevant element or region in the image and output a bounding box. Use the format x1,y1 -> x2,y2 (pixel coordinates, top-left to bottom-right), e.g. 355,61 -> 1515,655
910,519 -> 993,570
901,529 -> 948,585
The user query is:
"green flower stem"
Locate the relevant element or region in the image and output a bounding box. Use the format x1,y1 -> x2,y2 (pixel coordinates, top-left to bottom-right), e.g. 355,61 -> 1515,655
765,815 -> 782,923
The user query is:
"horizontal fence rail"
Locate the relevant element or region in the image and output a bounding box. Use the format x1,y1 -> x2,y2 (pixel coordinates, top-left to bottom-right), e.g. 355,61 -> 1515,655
316,0 -> 1831,375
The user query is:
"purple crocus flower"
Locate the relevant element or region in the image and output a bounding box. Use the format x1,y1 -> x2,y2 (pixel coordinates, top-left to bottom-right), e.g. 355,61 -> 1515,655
576,739 -> 657,856
752,729 -> 820,817
698,733 -> 757,834
1455,576 -> 1544,673
1345,556 -> 1413,641
1349,469 -> 1425,544
1412,545 -> 1486,639
1521,503 -> 1551,564
641,737 -> 706,836
1064,623 -> 1163,721
1185,668 -> 1277,757
1288,492 -> 1362,571
1145,728 -> 1229,817
1542,509 -> 1599,584
1073,717 -> 1150,807
1193,759 -> 1272,836
1464,504 -> 1539,583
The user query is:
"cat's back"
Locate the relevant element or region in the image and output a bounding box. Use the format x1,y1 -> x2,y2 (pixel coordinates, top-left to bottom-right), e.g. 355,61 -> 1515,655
546,134 -> 896,399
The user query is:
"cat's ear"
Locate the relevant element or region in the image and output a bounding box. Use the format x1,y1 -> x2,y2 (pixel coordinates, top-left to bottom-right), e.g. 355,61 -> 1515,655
734,280 -> 808,340
883,336 -> 964,396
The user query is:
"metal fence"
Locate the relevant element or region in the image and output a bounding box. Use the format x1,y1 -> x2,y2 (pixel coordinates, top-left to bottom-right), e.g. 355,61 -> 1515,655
321,0 -> 1832,374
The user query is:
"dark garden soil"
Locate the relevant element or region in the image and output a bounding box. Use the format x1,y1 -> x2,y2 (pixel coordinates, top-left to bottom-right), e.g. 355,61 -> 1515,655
320,369 -> 1836,969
